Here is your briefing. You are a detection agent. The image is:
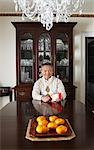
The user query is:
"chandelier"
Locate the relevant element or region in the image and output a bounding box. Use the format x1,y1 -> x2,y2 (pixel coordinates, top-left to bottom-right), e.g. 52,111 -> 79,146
13,0 -> 84,30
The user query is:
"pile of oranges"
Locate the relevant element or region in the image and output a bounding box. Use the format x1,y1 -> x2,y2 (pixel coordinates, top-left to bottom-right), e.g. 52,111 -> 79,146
36,115 -> 68,134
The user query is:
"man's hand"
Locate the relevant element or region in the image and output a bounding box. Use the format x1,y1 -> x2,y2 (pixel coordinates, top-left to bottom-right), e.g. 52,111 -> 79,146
51,93 -> 62,102
41,95 -> 51,102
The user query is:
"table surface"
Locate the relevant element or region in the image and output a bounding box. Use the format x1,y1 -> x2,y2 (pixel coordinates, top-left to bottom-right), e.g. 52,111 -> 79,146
0,100 -> 94,150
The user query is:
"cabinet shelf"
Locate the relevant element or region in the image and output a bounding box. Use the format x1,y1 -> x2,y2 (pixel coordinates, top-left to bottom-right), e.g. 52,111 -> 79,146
21,65 -> 33,67
57,49 -> 68,51
21,49 -> 32,51
57,65 -> 69,67
38,50 -> 50,52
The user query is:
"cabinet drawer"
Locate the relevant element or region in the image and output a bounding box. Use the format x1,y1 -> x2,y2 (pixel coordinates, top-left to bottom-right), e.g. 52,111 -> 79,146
14,84 -> 33,102
17,89 -> 31,101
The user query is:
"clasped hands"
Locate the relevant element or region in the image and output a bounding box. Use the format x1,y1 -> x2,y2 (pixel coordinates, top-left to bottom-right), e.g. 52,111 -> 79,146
41,93 -> 62,103
41,95 -> 52,102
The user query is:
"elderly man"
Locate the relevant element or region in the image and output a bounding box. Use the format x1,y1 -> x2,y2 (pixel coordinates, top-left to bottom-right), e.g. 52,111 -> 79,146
32,63 -> 66,102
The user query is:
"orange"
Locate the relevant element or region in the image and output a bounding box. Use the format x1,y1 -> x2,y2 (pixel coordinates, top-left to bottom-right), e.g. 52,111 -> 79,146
36,125 -> 49,134
47,122 -> 57,129
55,118 -> 65,125
49,115 -> 58,122
38,119 -> 48,126
56,125 -> 67,134
36,116 -> 46,122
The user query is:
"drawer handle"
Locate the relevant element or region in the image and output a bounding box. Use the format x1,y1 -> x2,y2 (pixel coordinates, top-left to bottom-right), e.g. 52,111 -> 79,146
18,92 -> 25,96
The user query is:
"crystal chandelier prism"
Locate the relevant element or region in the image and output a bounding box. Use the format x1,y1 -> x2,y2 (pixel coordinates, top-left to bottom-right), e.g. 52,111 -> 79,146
13,0 -> 84,30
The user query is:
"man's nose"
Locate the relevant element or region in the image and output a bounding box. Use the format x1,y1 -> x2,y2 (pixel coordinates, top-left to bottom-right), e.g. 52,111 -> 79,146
46,71 -> 50,75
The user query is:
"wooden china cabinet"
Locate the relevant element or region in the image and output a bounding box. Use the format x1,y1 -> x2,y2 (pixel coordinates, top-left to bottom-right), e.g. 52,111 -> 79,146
12,22 -> 77,102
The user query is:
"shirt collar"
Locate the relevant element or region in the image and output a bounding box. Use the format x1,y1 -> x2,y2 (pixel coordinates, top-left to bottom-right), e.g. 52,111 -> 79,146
42,76 -> 54,83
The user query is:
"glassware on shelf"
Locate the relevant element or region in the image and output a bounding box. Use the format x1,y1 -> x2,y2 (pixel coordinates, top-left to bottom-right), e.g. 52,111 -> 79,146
57,75 -> 59,78
59,58 -> 69,66
21,59 -> 33,66
56,39 -> 65,51
56,33 -> 69,81
21,71 -> 32,83
20,33 -> 33,50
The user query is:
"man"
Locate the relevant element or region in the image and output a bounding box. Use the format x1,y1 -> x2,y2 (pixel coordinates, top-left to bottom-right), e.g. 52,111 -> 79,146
32,63 -> 66,102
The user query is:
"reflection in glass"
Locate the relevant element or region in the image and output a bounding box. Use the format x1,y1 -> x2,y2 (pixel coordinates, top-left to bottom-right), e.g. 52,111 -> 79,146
38,33 -> 51,77
20,33 -> 33,83
56,33 -> 69,82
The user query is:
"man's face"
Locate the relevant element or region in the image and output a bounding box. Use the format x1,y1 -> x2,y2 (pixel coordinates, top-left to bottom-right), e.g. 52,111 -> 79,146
41,65 -> 53,80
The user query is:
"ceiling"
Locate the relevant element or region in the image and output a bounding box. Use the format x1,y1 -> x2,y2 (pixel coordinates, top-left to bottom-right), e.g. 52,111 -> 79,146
0,0 -> 94,13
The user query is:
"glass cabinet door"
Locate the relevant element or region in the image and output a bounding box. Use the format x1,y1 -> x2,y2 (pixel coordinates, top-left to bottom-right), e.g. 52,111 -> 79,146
38,33 -> 51,78
56,33 -> 69,82
20,33 -> 33,83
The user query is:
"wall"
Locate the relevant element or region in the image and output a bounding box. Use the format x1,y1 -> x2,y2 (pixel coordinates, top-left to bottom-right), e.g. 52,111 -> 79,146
0,16 -> 94,103
71,17 -> 94,103
0,16 -> 21,87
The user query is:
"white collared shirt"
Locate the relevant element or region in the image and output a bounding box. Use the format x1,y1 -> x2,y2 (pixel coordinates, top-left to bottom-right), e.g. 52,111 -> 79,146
32,76 -> 66,101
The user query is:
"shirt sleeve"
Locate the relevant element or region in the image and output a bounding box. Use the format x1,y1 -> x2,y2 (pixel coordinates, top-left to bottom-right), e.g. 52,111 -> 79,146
32,80 -> 42,101
51,78 -> 66,101
57,79 -> 66,100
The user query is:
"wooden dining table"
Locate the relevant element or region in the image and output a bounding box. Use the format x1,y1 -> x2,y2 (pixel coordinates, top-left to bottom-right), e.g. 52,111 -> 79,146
0,99 -> 94,150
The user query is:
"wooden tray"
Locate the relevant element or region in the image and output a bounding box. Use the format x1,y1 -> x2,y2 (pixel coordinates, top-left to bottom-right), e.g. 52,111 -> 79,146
25,118 -> 76,141
29,118 -> 72,137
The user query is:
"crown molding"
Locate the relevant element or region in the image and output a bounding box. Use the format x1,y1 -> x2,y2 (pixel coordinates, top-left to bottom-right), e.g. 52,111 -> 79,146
0,12 -> 22,16
71,14 -> 94,17
0,13 -> 94,17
